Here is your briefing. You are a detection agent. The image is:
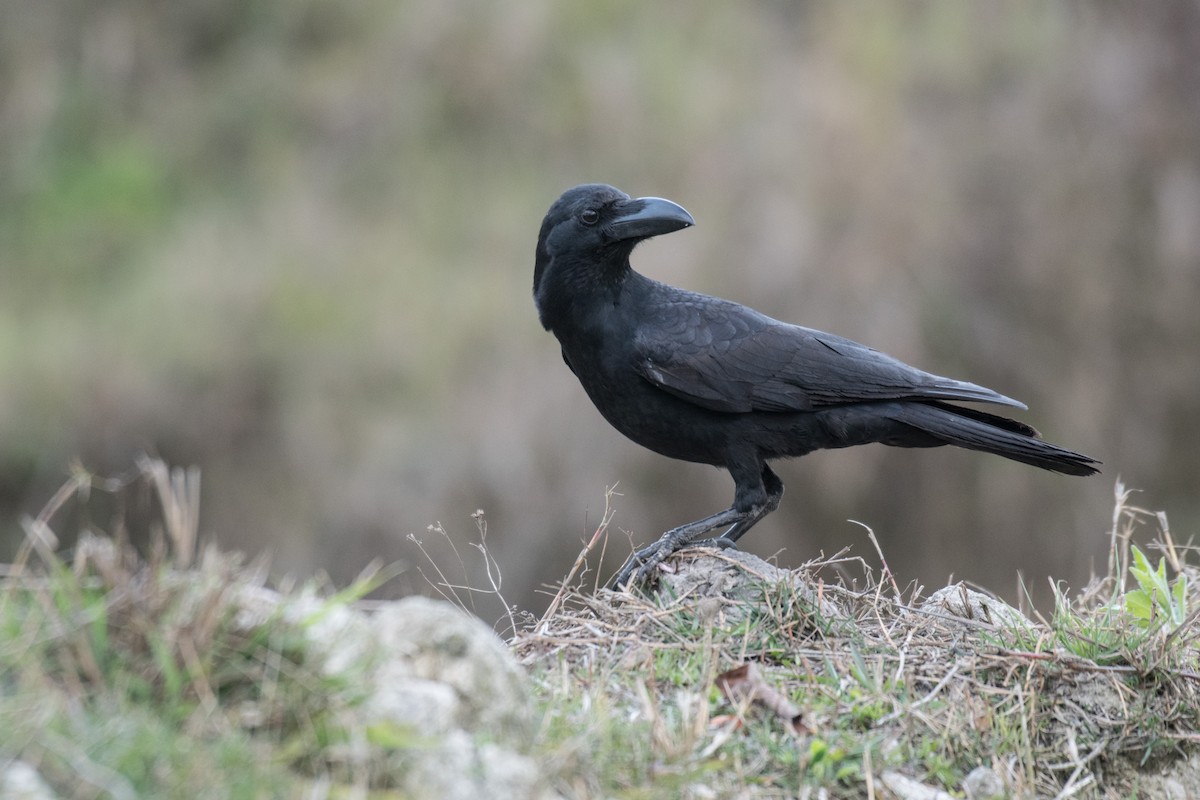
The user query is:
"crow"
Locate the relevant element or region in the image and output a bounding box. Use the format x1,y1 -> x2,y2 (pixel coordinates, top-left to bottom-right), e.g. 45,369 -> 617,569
533,183 -> 1100,589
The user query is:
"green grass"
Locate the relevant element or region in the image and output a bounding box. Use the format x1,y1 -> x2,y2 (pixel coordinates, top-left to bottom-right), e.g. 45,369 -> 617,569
0,554 -> 316,797
0,461 -> 407,797
514,483 -> 1200,798
3,464 -> 1199,797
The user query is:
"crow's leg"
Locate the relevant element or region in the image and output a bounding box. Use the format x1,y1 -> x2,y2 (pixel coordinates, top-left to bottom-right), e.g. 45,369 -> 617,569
610,505 -> 750,590
610,463 -> 783,590
711,464 -> 784,547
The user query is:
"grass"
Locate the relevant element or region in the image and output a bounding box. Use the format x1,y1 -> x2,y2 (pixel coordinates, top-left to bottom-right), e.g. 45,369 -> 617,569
513,481 -> 1200,798
0,459 -> 401,798
2,464 -> 1199,798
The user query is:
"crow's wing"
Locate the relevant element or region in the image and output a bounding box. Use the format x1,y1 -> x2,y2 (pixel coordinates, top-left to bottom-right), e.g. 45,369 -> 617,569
633,295 -> 1025,414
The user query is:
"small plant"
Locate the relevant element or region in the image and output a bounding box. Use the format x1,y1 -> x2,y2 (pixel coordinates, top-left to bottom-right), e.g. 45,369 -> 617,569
804,737 -> 860,784
1124,544 -> 1188,632
0,459 -> 414,797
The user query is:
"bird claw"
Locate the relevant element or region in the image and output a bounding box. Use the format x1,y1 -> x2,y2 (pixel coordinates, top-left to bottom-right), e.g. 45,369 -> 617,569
610,533 -> 741,590
610,540 -> 675,590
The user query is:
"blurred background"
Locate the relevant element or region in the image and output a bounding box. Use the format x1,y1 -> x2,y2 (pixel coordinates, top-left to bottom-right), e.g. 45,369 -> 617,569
3,1 -> 1197,625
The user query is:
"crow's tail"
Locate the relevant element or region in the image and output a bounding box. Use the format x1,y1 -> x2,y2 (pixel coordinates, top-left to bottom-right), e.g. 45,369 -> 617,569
891,401 -> 1100,476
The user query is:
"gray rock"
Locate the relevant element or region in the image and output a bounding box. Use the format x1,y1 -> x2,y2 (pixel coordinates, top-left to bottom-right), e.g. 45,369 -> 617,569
370,596 -> 532,742
880,770 -> 955,800
400,731 -> 544,800
369,677 -> 462,736
655,549 -> 845,622
921,584 -> 1029,631
231,588 -> 541,797
964,765 -> 1007,800
0,761 -> 57,800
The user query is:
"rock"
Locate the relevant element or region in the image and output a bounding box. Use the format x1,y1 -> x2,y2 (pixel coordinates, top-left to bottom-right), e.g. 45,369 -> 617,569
0,761 -> 57,800
369,597 -> 532,741
231,588 -> 541,797
370,677 -> 462,736
879,770 -> 955,800
656,549 -> 845,622
398,730 -> 546,800
364,598 -> 539,798
921,584 -> 1029,630
964,765 -> 1007,799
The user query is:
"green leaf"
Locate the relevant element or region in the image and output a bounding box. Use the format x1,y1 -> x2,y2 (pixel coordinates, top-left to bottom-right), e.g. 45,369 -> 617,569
1129,546 -> 1161,596
835,762 -> 860,781
1125,589 -> 1154,622
366,721 -> 423,750
1126,545 -> 1189,631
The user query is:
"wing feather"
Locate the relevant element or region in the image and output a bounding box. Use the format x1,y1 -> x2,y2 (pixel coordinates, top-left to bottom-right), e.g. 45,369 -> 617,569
634,294 -> 1026,414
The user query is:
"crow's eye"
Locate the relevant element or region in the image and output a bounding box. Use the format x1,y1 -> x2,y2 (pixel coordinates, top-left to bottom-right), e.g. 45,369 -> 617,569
580,208 -> 600,226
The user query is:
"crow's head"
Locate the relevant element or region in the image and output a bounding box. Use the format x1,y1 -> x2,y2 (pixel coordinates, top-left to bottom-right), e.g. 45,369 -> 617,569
534,184 -> 694,327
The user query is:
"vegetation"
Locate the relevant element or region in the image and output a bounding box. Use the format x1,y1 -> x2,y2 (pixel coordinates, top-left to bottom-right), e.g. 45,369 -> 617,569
0,462 -> 392,797
513,482 -> 1200,798
3,463 -> 1198,797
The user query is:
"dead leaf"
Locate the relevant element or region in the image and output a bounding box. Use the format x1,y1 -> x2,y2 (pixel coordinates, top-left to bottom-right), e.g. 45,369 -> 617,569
715,662 -> 807,734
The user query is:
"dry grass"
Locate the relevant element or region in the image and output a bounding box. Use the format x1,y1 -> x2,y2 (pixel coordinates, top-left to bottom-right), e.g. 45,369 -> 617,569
0,459 -> 392,797
5,461 -> 1199,798
514,484 -> 1200,799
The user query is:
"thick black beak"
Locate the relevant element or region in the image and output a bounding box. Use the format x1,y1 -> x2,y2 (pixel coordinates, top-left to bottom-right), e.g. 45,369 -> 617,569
608,196 -> 695,242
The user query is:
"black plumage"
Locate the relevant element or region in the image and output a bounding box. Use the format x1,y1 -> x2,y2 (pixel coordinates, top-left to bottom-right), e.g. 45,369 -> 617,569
533,183 -> 1099,588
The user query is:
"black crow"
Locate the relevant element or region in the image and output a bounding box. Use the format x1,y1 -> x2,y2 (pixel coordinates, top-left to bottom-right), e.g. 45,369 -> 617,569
533,183 -> 1099,588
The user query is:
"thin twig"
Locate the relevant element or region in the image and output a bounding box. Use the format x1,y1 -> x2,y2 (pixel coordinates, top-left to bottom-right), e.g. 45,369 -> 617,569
850,519 -> 902,606
537,485 -> 620,634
